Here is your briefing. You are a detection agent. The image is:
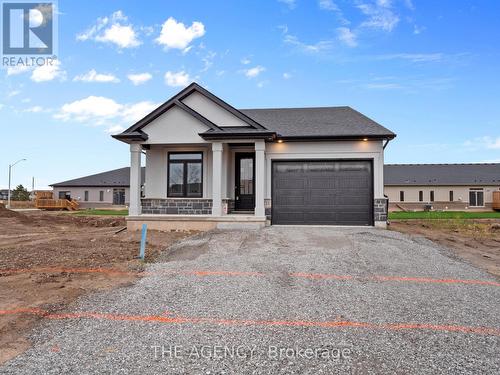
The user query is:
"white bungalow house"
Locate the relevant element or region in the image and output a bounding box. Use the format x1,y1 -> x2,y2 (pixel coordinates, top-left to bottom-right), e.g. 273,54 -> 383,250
113,83 -> 396,230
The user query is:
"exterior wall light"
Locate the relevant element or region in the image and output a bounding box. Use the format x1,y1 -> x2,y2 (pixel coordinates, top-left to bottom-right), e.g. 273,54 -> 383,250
277,139 -> 284,143
363,138 -> 368,141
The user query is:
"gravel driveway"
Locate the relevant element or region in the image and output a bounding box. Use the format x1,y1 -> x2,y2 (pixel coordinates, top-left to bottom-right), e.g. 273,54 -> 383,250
2,227 -> 499,374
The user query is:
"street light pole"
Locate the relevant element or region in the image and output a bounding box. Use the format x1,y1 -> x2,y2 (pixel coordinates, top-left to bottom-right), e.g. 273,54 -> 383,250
7,159 -> 26,209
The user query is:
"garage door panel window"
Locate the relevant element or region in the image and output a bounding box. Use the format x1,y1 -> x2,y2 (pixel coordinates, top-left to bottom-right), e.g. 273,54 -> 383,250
168,152 -> 203,198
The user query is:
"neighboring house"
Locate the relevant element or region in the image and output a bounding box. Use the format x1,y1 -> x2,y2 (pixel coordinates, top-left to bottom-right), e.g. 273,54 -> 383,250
0,189 -> 10,201
51,168 -> 145,209
384,163 -> 500,210
112,82 -> 395,230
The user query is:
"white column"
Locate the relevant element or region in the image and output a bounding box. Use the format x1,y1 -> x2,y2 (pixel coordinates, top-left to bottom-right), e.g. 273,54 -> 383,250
255,140 -> 265,217
129,143 -> 142,216
212,142 -> 223,216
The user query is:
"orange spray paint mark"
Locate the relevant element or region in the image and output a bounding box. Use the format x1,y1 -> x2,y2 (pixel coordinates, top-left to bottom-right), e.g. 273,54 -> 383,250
1,308 -> 499,337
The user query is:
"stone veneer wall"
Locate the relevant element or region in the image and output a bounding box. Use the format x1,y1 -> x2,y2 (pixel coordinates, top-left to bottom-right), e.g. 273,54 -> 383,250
141,199 -> 212,215
374,198 -> 388,222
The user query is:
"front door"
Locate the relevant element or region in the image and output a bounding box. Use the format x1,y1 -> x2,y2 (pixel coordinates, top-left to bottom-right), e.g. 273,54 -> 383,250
235,153 -> 255,211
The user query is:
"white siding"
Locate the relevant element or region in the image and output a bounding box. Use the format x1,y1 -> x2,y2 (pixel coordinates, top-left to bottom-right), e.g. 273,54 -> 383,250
182,91 -> 249,127
142,106 -> 209,144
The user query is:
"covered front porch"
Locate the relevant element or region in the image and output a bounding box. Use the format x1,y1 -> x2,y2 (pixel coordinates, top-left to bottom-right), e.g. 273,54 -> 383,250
127,140 -> 268,230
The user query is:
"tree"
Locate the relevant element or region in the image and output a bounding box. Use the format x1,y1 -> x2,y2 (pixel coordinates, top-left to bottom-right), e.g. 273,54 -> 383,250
12,185 -> 30,201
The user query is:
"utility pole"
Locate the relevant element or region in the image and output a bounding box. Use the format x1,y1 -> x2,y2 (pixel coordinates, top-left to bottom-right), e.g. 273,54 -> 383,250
7,159 -> 27,209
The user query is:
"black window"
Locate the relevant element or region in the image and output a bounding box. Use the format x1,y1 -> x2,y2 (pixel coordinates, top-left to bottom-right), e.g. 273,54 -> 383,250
99,191 -> 104,202
168,152 -> 203,197
419,191 -> 423,202
84,191 -> 89,201
430,191 -> 434,202
59,191 -> 70,200
469,189 -> 484,207
449,191 -> 453,202
399,191 -> 404,202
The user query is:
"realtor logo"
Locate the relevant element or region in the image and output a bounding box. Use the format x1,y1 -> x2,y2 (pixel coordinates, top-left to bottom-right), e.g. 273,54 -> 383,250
2,1 -> 54,54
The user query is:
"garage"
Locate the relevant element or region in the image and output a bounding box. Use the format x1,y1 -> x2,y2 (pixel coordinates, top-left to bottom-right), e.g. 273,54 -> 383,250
272,160 -> 373,225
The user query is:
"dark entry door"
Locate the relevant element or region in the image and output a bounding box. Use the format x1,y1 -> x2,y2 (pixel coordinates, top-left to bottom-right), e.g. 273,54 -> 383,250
113,188 -> 125,205
272,160 -> 373,225
235,153 -> 255,211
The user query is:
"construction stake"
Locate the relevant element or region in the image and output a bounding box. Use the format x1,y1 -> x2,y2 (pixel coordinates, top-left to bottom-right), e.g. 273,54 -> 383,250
139,224 -> 147,260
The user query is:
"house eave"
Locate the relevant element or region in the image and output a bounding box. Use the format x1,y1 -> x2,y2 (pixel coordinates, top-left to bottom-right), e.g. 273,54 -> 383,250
276,134 -> 396,142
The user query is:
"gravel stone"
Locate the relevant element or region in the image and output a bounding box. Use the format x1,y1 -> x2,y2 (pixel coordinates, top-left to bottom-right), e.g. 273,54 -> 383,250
1,227 -> 499,374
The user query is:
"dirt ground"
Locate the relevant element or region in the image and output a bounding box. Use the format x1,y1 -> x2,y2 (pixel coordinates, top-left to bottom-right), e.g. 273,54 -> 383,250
389,219 -> 500,278
0,207 -> 191,364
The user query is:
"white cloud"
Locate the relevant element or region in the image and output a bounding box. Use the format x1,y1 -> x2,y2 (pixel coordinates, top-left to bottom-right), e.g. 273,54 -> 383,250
7,90 -> 21,98
464,136 -> 500,150
54,95 -> 159,132
23,105 -> 44,113
127,72 -> 152,85
244,66 -> 265,78
201,51 -> 216,72
31,60 -> 66,82
106,125 -> 125,134
284,34 -> 333,53
358,1 -> 399,32
164,70 -> 190,87
155,17 -> 205,50
6,65 -> 31,76
54,96 -> 122,123
363,82 -> 403,90
413,25 -> 425,35
319,0 -> 338,11
73,69 -> 120,83
77,11 -> 141,48
122,101 -> 159,122
96,24 -> 141,48
283,72 -> 292,79
240,57 -> 251,65
376,53 -> 444,62
337,27 -> 357,47
278,0 -> 296,9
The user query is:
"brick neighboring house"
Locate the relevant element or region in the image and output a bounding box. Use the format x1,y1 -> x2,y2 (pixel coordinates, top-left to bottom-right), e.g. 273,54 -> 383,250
51,167 -> 145,209
384,163 -> 500,211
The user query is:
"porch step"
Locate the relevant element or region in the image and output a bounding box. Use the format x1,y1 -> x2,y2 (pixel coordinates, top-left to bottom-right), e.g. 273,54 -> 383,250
229,210 -> 255,215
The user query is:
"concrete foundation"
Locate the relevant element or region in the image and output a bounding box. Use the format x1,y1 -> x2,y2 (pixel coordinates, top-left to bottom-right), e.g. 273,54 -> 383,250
127,214 -> 267,231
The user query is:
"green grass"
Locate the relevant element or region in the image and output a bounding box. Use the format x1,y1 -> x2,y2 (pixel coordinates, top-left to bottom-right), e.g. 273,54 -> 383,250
389,211 -> 500,220
70,209 -> 129,216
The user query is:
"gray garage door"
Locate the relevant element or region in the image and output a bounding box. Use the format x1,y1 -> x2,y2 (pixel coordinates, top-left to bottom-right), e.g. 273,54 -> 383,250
272,160 -> 373,225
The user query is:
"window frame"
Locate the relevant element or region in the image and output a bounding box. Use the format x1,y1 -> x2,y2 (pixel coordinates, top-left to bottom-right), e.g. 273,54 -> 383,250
430,190 -> 434,202
449,190 -> 453,202
84,190 -> 89,202
167,151 -> 203,198
419,191 -> 423,202
99,190 -> 104,202
399,191 -> 404,202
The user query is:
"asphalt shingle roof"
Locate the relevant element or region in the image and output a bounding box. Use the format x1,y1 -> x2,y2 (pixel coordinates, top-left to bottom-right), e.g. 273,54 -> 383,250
384,164 -> 500,186
240,106 -> 395,138
51,167 -> 145,187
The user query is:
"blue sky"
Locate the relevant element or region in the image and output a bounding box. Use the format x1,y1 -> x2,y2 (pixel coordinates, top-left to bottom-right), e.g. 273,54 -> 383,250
1,0 -> 499,189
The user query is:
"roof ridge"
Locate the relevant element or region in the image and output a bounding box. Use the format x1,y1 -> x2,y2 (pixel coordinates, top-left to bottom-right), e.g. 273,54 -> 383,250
240,106 -> 351,111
